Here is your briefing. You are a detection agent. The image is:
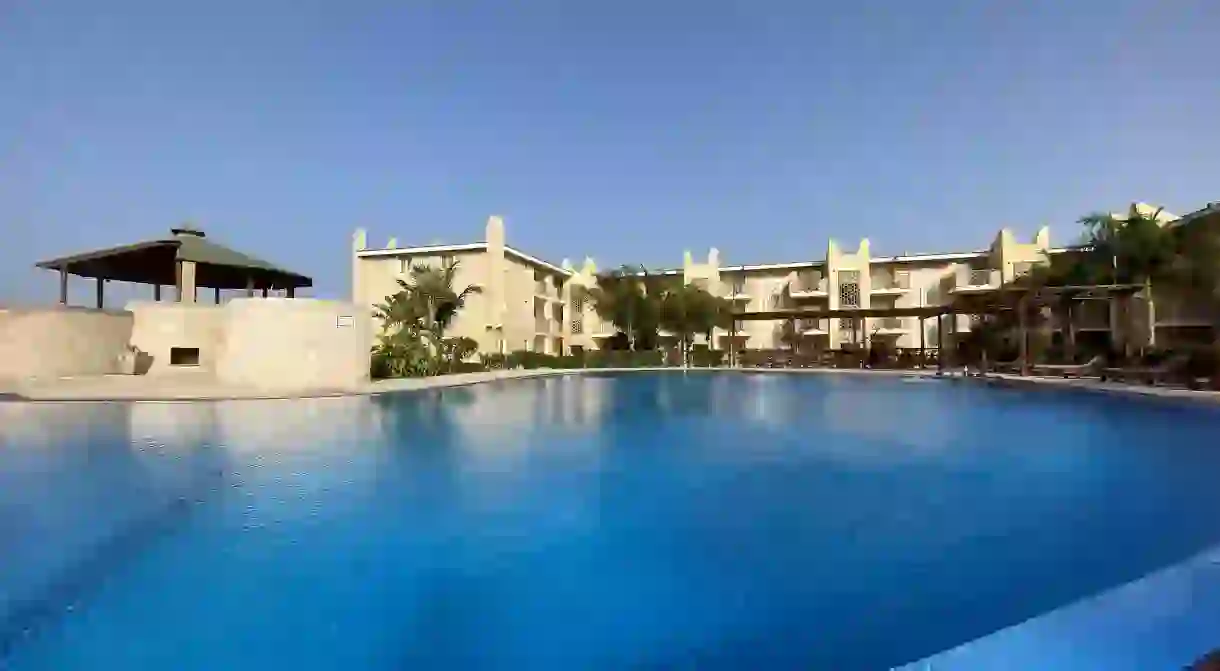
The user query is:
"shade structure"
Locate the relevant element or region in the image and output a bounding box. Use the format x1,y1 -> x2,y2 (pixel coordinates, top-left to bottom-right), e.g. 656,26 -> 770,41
35,225 -> 312,291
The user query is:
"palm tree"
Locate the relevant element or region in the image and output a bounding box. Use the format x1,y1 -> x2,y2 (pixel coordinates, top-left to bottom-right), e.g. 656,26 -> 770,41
405,260 -> 483,344
1078,205 -> 1176,286
372,259 -> 482,376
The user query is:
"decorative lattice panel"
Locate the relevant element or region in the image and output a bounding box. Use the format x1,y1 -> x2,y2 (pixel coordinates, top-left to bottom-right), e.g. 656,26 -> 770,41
838,271 -> 861,307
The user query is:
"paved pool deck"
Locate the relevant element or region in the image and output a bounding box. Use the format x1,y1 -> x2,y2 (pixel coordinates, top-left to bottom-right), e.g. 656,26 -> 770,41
0,366 -> 929,402
3,365 -> 1219,404
894,545 -> 1220,670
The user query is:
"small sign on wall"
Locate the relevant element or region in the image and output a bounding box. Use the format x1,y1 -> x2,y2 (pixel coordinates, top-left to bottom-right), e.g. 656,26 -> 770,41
336,315 -> 354,328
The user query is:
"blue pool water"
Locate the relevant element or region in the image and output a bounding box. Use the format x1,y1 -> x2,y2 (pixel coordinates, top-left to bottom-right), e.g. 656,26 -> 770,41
2,373 -> 1219,669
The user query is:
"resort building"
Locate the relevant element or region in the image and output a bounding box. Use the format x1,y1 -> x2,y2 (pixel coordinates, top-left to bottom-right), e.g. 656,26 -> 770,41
351,201 -> 1219,355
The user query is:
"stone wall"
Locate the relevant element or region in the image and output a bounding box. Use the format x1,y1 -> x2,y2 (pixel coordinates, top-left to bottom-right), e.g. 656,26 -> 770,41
0,307 -> 133,380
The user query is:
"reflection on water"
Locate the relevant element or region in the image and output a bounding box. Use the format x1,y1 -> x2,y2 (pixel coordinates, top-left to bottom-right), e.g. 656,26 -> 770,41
3,375 -> 1220,669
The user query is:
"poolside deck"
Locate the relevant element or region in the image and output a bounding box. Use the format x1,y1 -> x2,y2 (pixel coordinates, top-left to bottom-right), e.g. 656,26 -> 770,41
4,366 -> 1220,403
894,544 -> 1220,670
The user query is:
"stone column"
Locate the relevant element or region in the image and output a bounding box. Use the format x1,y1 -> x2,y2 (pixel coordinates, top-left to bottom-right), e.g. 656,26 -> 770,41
177,260 -> 198,303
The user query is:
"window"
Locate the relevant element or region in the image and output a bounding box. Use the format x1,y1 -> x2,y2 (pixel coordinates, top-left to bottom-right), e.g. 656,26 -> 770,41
170,347 -> 200,366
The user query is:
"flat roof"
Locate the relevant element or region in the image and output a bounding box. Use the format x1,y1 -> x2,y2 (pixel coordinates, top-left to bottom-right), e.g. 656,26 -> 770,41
356,243 -> 572,276
732,306 -> 954,321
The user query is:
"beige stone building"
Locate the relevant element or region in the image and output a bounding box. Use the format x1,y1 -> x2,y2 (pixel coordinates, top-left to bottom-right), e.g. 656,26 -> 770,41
351,202 -> 1218,355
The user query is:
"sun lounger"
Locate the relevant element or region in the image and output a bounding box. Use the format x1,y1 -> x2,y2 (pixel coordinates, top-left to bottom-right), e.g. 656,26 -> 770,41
988,358 -> 1023,374
1029,354 -> 1104,378
1100,355 -> 1188,386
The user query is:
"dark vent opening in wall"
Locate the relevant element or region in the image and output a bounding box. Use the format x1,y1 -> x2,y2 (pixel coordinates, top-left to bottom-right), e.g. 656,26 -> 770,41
169,347 -> 200,366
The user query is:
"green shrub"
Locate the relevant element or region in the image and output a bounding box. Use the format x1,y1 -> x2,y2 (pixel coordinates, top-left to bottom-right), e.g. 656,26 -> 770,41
690,348 -> 724,367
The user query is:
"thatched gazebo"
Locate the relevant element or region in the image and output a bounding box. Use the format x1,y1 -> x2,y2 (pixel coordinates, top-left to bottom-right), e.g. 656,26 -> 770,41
35,225 -> 312,307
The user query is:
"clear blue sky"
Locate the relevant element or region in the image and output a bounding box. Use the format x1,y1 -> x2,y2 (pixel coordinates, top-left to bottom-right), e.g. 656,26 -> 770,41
2,0 -> 1216,303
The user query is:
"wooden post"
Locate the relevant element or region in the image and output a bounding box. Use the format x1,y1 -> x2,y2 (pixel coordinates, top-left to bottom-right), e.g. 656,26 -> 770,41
59,269 -> 68,305
153,284 -> 161,301
214,287 -> 221,304
286,286 -> 295,299
95,277 -> 104,309
1066,301 -> 1077,363
1018,295 -> 1029,375
729,319 -> 737,367
175,261 -> 184,302
261,287 -> 269,298
937,314 -> 945,373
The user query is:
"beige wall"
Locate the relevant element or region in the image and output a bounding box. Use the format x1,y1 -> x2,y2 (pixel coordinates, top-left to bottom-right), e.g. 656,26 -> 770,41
215,298 -> 370,391
0,307 -> 133,380
126,302 -> 227,375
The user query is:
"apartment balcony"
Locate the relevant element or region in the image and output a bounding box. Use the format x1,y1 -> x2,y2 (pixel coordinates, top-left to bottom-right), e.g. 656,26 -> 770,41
724,282 -> 751,302
873,316 -> 908,334
790,271 -> 829,299
534,278 -> 561,300
1071,301 -> 1112,331
799,318 -> 829,335
870,271 -> 912,295
949,268 -> 1001,294
1154,298 -> 1212,328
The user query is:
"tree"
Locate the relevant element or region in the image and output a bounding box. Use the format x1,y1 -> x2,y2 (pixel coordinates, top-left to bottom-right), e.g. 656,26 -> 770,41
1166,212 -> 1220,341
371,259 -> 482,377
1077,205 -> 1177,285
589,265 -> 660,350
658,284 -> 721,366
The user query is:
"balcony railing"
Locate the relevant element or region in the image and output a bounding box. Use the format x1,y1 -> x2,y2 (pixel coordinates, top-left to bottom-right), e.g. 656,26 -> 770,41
1154,298 -> 1211,326
871,272 -> 911,291
968,269 -> 995,286
792,271 -> 825,294
799,318 -> 828,332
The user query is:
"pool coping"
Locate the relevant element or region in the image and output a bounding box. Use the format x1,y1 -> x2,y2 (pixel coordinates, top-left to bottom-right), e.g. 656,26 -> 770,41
3,366 -> 1219,404
978,372 -> 1220,405
0,367 -> 931,402
892,542 -> 1220,670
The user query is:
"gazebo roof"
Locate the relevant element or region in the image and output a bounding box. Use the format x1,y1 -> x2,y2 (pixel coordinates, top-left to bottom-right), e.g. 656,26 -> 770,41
35,225 -> 312,290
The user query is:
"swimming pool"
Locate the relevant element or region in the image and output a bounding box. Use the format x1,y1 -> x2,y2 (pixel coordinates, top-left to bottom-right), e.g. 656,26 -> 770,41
2,372 -> 1219,669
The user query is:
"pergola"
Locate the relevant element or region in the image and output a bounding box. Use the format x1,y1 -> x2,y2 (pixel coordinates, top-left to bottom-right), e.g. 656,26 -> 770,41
949,283 -> 1147,372
728,283 -> 1147,372
728,305 -> 961,369
35,225 -> 312,308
